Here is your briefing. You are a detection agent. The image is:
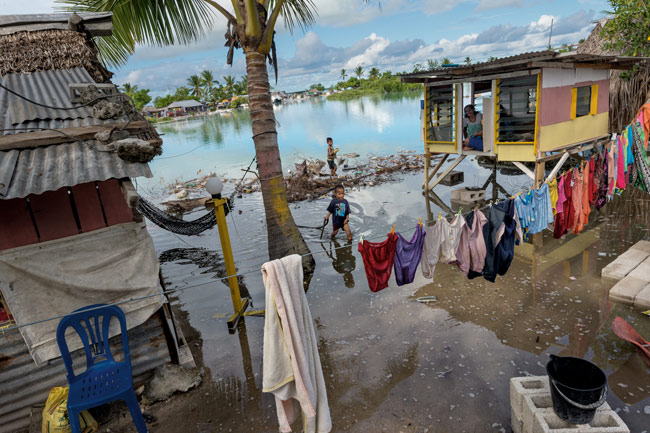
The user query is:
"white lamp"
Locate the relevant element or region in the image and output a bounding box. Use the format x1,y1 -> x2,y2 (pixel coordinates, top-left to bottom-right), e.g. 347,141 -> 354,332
205,177 -> 224,197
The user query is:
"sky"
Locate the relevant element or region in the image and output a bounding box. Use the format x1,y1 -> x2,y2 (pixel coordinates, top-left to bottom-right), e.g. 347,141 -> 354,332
1,0 -> 611,96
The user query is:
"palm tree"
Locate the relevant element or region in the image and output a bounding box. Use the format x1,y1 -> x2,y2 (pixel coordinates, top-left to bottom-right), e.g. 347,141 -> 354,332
235,75 -> 248,95
426,59 -> 438,70
58,0 -> 376,270
200,70 -> 216,96
187,74 -> 203,99
340,68 -> 347,81
121,82 -> 137,96
368,67 -> 379,80
222,75 -> 236,98
355,65 -> 364,79
441,57 -> 452,65
464,56 -> 471,65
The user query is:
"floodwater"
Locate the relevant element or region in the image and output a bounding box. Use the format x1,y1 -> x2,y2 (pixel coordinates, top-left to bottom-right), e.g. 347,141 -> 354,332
142,94 -> 650,432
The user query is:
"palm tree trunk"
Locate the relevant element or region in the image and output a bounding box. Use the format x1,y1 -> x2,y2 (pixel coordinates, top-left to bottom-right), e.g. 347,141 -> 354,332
244,49 -> 315,283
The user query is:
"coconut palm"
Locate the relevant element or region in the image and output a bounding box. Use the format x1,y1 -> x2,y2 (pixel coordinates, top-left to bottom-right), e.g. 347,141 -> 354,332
222,75 -> 236,98
464,56 -> 471,65
368,67 -> 380,80
441,57 -> 452,65
340,68 -> 347,81
121,82 -> 138,96
355,65 -> 364,79
58,0 -> 375,269
426,59 -> 438,70
200,70 -> 216,95
234,75 -> 248,95
187,74 -> 203,98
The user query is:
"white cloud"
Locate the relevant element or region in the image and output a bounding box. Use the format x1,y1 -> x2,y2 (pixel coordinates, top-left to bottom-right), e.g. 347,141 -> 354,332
475,0 -> 524,11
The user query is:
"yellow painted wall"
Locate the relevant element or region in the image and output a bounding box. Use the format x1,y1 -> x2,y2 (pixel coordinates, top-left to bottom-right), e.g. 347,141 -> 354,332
538,112 -> 608,152
426,142 -> 456,154
496,143 -> 536,162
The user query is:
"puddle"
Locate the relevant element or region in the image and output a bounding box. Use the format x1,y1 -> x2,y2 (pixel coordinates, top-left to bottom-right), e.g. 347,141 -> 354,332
147,166 -> 650,432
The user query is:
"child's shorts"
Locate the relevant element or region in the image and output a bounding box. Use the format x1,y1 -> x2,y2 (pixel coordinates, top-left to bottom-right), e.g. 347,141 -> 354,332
327,159 -> 336,169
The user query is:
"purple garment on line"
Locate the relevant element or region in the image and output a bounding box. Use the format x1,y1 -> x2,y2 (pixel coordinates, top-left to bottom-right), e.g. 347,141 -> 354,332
393,224 -> 426,286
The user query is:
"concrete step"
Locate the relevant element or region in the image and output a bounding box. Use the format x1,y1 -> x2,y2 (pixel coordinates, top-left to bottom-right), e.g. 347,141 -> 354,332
533,409 -> 629,433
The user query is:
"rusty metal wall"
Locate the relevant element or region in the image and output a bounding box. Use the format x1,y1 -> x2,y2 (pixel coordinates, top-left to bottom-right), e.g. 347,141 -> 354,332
0,310 -> 172,433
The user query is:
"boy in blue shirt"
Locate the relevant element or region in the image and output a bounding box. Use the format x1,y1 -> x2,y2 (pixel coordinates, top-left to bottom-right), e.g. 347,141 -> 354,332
324,184 -> 352,241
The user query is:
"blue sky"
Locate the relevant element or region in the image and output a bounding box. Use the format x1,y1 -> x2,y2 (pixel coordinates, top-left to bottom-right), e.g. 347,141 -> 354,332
2,0 -> 610,95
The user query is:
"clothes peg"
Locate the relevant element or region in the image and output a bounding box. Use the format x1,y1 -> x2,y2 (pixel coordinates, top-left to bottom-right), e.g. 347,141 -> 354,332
418,217 -> 422,226
390,224 -> 396,234
438,212 -> 442,220
360,233 -> 364,243
458,207 -> 463,215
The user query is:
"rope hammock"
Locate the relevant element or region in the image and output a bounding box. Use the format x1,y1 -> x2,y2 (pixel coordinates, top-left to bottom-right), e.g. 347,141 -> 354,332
138,196 -> 231,236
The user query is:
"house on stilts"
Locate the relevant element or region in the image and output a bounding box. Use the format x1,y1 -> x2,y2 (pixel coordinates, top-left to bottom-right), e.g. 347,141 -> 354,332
0,13 -> 192,432
401,50 -> 643,189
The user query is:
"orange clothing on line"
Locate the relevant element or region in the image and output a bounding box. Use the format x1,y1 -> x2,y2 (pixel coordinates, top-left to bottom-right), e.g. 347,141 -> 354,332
637,103 -> 650,150
581,161 -> 590,229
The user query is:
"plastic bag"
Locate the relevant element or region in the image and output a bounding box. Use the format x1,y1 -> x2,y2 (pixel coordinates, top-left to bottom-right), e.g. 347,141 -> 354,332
42,386 -> 98,433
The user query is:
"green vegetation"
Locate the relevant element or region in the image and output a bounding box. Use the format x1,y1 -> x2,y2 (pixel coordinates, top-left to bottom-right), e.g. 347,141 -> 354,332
147,116 -> 173,124
152,71 -> 248,108
602,0 -> 650,57
231,97 -> 249,108
120,83 -> 151,110
327,68 -> 421,101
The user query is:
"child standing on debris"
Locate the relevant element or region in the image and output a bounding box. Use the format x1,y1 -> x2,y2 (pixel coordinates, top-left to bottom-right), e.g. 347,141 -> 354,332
327,137 -> 339,177
325,184 -> 352,241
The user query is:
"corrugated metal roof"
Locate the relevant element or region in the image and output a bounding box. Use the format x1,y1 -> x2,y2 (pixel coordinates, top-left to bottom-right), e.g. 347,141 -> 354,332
0,140 -> 152,199
167,99 -> 204,108
0,310 -> 172,433
3,67 -> 95,125
0,67 -> 130,135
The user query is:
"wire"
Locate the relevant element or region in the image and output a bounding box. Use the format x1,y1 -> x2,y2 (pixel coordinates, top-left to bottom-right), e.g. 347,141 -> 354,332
156,143 -> 209,160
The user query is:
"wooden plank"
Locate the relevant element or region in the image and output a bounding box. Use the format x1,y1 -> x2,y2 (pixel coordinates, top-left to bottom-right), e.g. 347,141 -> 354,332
71,182 -> 106,233
545,152 -> 569,183
0,198 -> 39,250
512,161 -> 535,180
29,188 -> 79,242
428,155 -> 466,190
0,121 -> 151,152
98,179 -> 133,226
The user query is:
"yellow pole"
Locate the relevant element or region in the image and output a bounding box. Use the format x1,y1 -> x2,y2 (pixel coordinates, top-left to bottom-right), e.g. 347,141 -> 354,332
212,197 -> 243,314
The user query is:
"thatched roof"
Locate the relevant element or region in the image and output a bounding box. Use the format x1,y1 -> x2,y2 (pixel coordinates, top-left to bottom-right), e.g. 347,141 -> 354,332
0,29 -> 112,82
578,20 -> 650,133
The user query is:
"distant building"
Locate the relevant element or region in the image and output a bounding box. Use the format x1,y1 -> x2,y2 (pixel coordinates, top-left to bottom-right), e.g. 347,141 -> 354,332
165,99 -> 206,116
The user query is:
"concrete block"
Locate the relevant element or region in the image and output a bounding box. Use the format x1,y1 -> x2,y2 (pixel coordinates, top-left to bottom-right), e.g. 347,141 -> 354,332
450,188 -> 486,202
523,394 -> 611,433
533,409 -> 629,433
609,275 -> 647,305
510,376 -> 550,421
630,240 -> 650,254
633,283 -> 650,310
512,405 -> 524,433
602,248 -> 649,281
439,170 -> 464,186
625,256 -> 650,280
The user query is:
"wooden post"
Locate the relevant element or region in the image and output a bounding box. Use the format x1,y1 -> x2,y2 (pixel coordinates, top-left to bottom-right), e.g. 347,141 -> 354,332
423,153 -> 431,190
534,160 -> 545,188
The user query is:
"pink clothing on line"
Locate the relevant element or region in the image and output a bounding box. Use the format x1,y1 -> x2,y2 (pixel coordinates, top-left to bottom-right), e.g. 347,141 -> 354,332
455,209 -> 488,275
616,136 -> 626,189
556,176 -> 566,215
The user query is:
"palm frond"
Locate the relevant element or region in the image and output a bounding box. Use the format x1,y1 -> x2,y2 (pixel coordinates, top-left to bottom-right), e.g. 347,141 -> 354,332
56,0 -> 215,67
267,0 -> 317,34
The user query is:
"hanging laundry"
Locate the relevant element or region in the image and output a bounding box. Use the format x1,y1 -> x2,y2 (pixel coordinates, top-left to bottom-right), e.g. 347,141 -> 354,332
358,232 -> 398,292
455,209 -> 487,276
588,158 -> 596,205
581,161 -> 591,228
393,224 -> 426,286
548,177 -> 558,215
631,121 -> 650,192
440,214 -> 465,263
595,153 -> 608,209
608,143 -> 615,198
528,182 -> 554,235
571,166 -> 584,234
637,103 -> 650,149
421,218 -> 446,279
514,191 -> 534,238
616,136 -> 626,189
482,199 -> 522,283
261,255 -> 332,433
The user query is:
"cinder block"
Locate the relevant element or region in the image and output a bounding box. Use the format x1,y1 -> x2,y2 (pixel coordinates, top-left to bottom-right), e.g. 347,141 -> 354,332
630,240 -> 650,254
625,256 -> 650,280
512,405 -> 524,433
439,170 -> 464,186
450,188 -> 486,202
609,275 -> 647,305
633,283 -> 650,310
533,409 -> 629,433
510,376 -> 550,421
523,394 -> 611,433
602,248 -> 650,281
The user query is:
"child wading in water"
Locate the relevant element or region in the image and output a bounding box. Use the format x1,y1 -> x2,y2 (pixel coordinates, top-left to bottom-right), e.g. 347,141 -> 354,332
325,185 -> 352,241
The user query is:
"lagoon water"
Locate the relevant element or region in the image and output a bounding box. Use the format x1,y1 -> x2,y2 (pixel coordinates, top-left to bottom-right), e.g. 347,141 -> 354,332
142,93 -> 650,432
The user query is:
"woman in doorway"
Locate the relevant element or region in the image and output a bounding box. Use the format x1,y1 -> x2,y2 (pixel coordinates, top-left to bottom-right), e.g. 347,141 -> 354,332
462,104 -> 483,151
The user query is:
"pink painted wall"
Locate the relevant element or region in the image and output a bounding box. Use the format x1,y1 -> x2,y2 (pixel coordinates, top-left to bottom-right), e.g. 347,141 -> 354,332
539,78 -> 609,127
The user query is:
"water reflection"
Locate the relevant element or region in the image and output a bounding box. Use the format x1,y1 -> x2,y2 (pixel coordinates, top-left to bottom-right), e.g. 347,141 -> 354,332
321,240 -> 356,288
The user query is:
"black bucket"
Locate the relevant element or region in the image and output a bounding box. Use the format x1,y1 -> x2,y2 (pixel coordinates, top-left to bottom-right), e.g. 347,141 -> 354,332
546,354 -> 608,424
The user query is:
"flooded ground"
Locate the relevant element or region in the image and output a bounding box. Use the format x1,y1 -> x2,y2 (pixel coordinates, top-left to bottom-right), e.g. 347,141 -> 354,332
143,157 -> 650,433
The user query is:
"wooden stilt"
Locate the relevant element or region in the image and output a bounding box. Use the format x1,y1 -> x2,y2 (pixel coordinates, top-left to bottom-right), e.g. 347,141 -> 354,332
423,153 -> 449,190
534,160 -> 545,188
428,154 -> 466,190
512,161 -> 535,180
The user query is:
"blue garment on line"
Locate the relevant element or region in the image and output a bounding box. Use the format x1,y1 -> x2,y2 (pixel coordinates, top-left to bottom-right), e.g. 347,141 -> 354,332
514,191 -> 534,237
481,199 -> 518,283
528,183 -> 554,235
394,224 -> 426,286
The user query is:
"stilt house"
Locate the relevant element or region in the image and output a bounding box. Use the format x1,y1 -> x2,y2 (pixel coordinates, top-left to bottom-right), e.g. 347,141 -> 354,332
401,51 -> 642,188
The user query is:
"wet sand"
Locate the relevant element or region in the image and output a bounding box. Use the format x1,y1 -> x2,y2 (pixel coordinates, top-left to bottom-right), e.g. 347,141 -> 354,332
142,161 -> 650,433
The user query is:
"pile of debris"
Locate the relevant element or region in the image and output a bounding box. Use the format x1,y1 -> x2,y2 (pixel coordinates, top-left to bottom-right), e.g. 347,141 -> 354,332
162,152 -> 428,213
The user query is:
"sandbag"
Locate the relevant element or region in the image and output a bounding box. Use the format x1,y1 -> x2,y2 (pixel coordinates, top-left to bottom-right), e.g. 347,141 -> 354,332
42,386 -> 98,433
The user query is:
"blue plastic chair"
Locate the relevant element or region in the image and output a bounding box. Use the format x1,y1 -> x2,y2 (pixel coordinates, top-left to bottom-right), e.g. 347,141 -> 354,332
56,304 -> 147,433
